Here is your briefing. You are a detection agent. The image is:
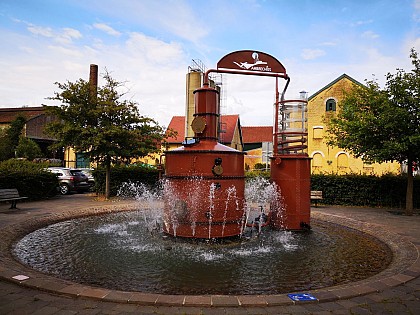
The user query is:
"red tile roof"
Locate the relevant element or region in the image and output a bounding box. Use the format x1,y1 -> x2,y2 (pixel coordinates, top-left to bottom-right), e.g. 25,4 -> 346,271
166,115 -> 240,144
0,106 -> 46,124
242,126 -> 273,143
166,116 -> 185,142
219,114 -> 239,144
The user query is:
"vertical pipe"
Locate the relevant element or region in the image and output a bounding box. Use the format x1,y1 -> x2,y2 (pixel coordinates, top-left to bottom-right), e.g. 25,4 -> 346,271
273,77 -> 279,155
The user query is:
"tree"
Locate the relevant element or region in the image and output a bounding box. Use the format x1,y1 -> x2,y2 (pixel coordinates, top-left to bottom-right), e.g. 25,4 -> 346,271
45,70 -> 167,199
15,136 -> 43,160
0,115 -> 26,161
326,49 -> 420,215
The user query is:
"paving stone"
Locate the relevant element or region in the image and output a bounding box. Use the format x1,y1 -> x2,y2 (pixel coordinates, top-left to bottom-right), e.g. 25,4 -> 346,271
237,295 -> 268,306
1,196 -> 420,315
264,294 -> 294,306
31,306 -> 62,315
211,295 -> 240,307
155,294 -> 185,306
403,300 -> 420,313
347,305 -> 372,315
183,295 -> 211,306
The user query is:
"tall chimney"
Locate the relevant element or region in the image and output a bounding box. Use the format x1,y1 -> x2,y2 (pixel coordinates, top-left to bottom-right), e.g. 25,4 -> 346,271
89,64 -> 98,101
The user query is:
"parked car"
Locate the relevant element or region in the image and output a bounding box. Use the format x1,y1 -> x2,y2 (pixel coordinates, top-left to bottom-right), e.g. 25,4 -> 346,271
79,168 -> 95,191
47,167 -> 90,195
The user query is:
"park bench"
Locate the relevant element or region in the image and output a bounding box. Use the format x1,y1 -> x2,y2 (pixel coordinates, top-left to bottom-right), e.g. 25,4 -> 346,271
0,188 -> 28,209
310,190 -> 323,207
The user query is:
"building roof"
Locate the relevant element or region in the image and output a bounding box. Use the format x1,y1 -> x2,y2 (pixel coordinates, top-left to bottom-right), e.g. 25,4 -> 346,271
166,116 -> 185,142
219,114 -> 240,144
166,114 -> 241,144
242,126 -> 273,143
0,106 -> 46,124
308,74 -> 363,101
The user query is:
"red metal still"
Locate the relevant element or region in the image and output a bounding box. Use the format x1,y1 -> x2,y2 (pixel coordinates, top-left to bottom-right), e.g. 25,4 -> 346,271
163,83 -> 246,238
270,98 -> 311,231
270,155 -> 311,230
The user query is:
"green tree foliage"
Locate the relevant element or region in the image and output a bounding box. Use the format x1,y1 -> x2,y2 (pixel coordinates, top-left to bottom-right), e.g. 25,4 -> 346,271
326,49 -> 420,215
15,137 -> 43,160
0,115 -> 26,160
45,70 -> 166,199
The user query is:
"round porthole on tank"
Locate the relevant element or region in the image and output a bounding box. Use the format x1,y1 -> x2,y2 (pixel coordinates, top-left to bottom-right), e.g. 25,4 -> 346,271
191,116 -> 206,133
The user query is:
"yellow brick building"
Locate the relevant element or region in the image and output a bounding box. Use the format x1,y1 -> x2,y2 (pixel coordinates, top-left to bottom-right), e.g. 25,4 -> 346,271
307,74 -> 400,175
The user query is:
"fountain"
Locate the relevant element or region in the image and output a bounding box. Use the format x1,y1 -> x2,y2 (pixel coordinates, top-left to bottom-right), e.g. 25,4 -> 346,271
12,180 -> 392,295
8,53 -> 395,298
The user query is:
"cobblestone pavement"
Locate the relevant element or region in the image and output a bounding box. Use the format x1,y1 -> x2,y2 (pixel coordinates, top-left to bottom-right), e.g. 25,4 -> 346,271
0,194 -> 419,314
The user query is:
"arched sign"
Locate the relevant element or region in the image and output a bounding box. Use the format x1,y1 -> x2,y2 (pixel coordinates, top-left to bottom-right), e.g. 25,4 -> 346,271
217,50 -> 287,75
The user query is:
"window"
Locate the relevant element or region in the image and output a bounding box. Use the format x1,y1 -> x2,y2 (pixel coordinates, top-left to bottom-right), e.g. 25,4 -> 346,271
337,153 -> 348,168
326,98 -> 336,112
313,126 -> 324,139
312,153 -> 323,167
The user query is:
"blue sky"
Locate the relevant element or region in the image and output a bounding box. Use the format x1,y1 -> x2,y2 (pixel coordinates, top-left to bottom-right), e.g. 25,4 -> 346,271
0,0 -> 419,127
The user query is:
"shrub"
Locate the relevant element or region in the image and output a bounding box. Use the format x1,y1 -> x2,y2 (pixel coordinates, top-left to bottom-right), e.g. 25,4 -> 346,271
93,164 -> 160,197
245,170 -> 270,180
0,159 -> 58,199
311,173 -> 420,209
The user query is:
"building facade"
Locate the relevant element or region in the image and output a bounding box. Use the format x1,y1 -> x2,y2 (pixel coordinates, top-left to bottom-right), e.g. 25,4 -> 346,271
307,74 -> 400,175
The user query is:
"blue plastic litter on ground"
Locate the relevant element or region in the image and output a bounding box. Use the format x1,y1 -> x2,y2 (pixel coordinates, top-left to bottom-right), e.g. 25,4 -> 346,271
287,293 -> 317,301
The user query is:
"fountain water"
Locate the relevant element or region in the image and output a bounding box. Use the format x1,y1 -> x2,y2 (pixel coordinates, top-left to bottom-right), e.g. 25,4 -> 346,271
9,54 -> 395,298
13,179 -> 392,295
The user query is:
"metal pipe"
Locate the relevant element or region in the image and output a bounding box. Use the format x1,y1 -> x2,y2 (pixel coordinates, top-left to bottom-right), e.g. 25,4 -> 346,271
204,68 -> 289,85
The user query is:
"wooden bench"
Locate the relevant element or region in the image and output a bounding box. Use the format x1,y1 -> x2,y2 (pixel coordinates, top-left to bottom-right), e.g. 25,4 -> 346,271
311,190 -> 323,207
0,188 -> 28,209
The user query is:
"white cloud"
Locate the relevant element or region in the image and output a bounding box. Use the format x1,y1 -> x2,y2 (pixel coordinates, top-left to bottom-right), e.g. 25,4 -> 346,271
27,25 -> 54,37
301,49 -> 326,60
47,45 -> 84,57
93,23 -> 121,36
320,41 -> 337,47
126,32 -> 184,65
350,19 -> 373,27
0,24 -> 188,127
56,28 -> 83,44
25,21 -> 81,45
76,0 -> 208,43
361,31 -> 379,40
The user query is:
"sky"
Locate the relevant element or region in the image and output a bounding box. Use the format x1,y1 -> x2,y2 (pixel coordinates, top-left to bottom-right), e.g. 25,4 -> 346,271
1,0 -> 419,128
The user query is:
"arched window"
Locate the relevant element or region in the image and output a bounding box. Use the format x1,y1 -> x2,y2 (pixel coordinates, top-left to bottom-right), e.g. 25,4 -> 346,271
326,98 -> 336,112
312,153 -> 323,167
337,153 -> 349,169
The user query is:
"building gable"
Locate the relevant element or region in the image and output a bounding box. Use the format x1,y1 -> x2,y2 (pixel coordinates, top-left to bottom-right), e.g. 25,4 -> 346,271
308,74 -> 363,102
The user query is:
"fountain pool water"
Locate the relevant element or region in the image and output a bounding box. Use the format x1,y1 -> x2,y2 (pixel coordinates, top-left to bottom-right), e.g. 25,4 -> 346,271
12,178 -> 392,295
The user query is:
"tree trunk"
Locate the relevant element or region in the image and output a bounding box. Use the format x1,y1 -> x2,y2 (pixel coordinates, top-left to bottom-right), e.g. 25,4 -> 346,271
405,154 -> 414,216
105,157 -> 111,200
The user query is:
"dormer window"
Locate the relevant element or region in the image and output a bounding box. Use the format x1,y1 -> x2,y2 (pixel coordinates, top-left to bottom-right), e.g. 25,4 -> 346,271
326,98 -> 336,111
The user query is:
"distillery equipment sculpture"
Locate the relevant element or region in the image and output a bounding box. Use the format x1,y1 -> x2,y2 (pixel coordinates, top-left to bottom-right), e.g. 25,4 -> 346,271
163,50 -> 311,238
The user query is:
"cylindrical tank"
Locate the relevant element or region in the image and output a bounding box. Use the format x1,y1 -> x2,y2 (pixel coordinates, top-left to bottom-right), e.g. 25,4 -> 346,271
270,99 -> 311,230
164,83 -> 245,238
270,155 -> 311,230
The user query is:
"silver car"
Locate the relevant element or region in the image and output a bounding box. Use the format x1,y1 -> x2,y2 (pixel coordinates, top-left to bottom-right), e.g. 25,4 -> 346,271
47,167 -> 90,195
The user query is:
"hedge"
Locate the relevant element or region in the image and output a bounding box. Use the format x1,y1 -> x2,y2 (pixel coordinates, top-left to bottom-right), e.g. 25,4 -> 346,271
0,159 -> 59,200
244,171 -> 419,209
311,174 -> 420,209
93,165 -> 160,197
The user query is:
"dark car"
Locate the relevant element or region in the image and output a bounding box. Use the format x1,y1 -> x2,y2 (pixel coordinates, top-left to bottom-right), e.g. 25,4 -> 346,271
47,167 -> 90,195
79,168 -> 95,191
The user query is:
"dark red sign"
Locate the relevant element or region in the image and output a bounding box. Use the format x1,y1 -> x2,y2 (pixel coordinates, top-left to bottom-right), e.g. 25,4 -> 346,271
217,50 -> 286,74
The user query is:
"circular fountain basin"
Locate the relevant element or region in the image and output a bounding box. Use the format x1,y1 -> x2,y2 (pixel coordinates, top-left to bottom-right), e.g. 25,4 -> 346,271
13,210 -> 391,295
